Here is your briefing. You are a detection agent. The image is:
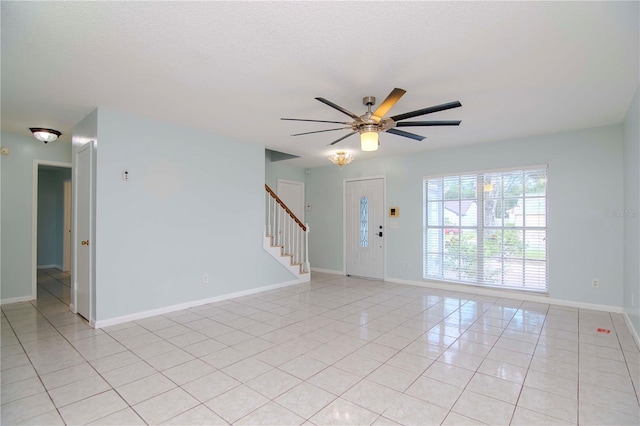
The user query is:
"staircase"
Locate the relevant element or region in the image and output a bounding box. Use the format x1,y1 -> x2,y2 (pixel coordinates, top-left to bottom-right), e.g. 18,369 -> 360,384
264,184 -> 310,281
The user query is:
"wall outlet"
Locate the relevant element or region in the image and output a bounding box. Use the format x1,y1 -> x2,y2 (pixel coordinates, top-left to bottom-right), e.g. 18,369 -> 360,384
122,169 -> 130,181
592,278 -> 599,288
404,261 -> 409,269
203,274 -> 209,284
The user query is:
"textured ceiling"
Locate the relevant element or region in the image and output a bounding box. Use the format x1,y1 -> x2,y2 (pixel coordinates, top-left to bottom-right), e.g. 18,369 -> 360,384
2,1 -> 638,167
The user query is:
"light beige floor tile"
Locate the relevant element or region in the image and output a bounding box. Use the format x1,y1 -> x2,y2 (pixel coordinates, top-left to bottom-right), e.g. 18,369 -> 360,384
1,364 -> 38,385
477,358 -> 527,384
307,365 -> 361,396
161,404 -> 228,425
342,379 -> 401,415
0,376 -> 45,404
11,409 -> 66,426
39,362 -> 98,390
246,368 -> 302,399
510,407 -> 573,425
204,385 -> 269,424
235,401 -> 305,425
101,360 -> 157,387
89,350 -> 141,374
365,363 -> 420,392
146,348 -> 195,371
517,386 -> 577,423
201,347 -> 250,368
221,356 -> 273,382
88,407 -> 146,425
466,373 -> 522,405
162,358 -> 216,386
310,397 -> 379,426
441,411 -> 488,425
133,387 -> 200,425
579,400 -> 640,426
116,372 -> 176,405
0,392 -> 56,425
334,354 -> 382,378
423,361 -> 474,388
182,370 -> 241,402
452,390 -> 515,425
275,382 -> 337,419
382,393 -> 449,425
59,390 -> 128,425
405,376 -> 464,410
524,369 -> 577,399
49,375 -> 111,407
279,354 -> 329,380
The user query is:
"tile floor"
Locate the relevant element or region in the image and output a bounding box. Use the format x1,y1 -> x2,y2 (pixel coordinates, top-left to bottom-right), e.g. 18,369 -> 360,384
1,272 -> 639,425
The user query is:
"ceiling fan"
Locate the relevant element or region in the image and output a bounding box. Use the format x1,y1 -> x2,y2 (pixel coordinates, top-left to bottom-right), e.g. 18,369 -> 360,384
281,88 -> 462,151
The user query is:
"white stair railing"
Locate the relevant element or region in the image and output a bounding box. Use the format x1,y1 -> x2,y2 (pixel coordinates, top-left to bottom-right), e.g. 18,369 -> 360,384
265,184 -> 310,273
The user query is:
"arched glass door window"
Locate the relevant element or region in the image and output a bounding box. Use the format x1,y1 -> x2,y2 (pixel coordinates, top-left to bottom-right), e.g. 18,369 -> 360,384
360,196 -> 369,247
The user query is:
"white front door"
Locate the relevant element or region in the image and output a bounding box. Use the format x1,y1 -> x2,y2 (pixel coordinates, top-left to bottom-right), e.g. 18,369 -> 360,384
277,179 -> 305,222
345,178 -> 384,279
74,141 -> 94,321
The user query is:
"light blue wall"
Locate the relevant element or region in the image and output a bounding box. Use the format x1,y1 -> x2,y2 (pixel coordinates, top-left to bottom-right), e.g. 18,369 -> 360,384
0,132 -> 72,301
37,168 -> 71,268
623,88 -> 639,335
265,150 -> 306,190
305,125 -> 624,307
91,109 -> 294,321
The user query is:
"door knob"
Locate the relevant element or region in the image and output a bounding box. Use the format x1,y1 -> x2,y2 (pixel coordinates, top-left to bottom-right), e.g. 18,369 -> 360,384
378,232 -> 383,237
81,240 -> 89,246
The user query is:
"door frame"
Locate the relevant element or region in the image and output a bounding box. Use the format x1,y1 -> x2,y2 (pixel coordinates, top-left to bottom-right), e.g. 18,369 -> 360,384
277,179 -> 305,222
63,178 -> 72,272
72,140 -> 96,323
31,160 -> 72,300
343,175 -> 386,278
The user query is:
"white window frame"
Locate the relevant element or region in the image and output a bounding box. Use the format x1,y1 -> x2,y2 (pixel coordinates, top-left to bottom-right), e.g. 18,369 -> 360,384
423,165 -> 548,293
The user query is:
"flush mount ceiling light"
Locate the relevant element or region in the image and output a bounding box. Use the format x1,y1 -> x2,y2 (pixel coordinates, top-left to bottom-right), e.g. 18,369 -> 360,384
328,151 -> 354,168
29,128 -> 61,144
282,88 -> 461,152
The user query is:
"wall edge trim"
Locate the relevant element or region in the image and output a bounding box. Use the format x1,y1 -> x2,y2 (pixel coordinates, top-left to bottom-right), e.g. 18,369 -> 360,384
93,278 -> 305,329
1,295 -> 34,305
384,276 -> 625,313
623,310 -> 640,351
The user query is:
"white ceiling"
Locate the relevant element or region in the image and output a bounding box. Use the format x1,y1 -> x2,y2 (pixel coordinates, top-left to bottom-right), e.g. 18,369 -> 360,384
2,1 -> 638,168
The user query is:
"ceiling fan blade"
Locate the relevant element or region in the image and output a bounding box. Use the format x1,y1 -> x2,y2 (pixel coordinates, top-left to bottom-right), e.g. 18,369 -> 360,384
372,88 -> 406,122
396,120 -> 461,127
281,118 -> 350,125
390,101 -> 462,122
315,97 -> 360,120
329,131 -> 357,146
386,128 -> 425,141
291,127 -> 352,136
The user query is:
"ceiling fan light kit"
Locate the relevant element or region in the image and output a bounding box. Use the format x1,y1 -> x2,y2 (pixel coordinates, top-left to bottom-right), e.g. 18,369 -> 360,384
29,127 -> 61,144
282,88 -> 461,152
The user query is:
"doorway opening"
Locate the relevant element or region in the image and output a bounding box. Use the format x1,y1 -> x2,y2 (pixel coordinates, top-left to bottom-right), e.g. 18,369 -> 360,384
33,162 -> 72,306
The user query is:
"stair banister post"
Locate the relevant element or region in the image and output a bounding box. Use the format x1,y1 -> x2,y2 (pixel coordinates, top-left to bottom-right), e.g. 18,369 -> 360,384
304,223 -> 310,273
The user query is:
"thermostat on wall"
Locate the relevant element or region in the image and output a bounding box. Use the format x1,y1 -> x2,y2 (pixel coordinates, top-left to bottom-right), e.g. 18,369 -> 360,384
389,207 -> 399,217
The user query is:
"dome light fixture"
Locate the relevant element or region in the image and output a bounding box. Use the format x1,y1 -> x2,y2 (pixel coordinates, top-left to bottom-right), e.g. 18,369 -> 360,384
328,151 -> 354,169
29,128 -> 61,144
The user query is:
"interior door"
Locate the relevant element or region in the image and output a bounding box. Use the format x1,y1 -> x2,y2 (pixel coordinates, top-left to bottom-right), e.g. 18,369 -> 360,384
277,179 -> 305,222
74,141 -> 94,321
346,178 -> 384,279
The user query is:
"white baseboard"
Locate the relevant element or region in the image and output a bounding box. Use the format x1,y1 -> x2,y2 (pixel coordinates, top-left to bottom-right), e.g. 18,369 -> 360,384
623,311 -> 640,350
311,267 -> 344,275
37,264 -> 62,270
1,295 -> 35,305
384,277 -> 626,314
93,278 -> 305,329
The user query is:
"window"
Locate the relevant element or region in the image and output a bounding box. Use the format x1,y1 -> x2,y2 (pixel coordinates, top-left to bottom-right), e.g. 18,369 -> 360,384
360,196 -> 369,248
424,167 -> 547,292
